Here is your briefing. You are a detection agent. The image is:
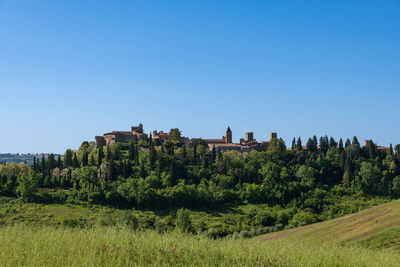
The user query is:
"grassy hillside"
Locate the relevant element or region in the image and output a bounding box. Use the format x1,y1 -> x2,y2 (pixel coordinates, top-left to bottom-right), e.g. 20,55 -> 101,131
1,198 -> 400,266
1,225 -> 400,267
261,199 -> 400,249
0,195 -> 388,238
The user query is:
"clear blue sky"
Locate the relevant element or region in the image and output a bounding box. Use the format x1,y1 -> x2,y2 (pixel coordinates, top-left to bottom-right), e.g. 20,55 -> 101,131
1,0 -> 399,154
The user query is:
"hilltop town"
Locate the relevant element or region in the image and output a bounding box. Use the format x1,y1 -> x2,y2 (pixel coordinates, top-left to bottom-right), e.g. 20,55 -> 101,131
95,124 -> 278,152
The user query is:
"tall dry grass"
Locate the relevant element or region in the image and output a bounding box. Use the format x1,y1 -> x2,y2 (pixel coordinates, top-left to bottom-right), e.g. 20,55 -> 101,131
0,225 -> 399,266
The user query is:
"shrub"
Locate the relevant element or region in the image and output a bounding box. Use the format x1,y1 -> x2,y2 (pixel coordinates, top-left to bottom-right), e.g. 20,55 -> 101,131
206,227 -> 227,239
97,213 -> 115,227
175,208 -> 194,234
38,190 -> 52,203
239,230 -> 252,239
253,211 -> 276,227
16,170 -> 40,201
62,218 -> 80,228
275,223 -> 283,231
289,211 -> 317,227
119,210 -> 138,230
88,192 -> 103,204
53,190 -> 68,203
77,191 -> 88,202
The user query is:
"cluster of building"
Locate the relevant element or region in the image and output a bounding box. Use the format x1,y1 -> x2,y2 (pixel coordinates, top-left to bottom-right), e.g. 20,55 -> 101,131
95,124 -> 148,147
95,124 -> 278,152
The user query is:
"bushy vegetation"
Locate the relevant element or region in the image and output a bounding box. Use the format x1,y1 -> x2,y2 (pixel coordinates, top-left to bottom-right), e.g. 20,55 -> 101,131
0,135 -> 399,237
0,224 -> 399,267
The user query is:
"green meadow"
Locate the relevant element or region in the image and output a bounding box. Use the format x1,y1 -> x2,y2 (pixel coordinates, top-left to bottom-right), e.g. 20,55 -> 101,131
1,225 -> 400,267
2,199 -> 400,266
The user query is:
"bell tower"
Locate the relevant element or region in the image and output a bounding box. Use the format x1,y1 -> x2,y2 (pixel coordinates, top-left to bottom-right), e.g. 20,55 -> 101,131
225,126 -> 232,144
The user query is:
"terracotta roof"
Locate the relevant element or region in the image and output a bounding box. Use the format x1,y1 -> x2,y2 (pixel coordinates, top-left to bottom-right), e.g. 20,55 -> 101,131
109,131 -> 134,136
204,139 -> 226,144
212,143 -> 242,147
112,131 -> 132,134
377,146 -> 390,150
190,138 -> 226,144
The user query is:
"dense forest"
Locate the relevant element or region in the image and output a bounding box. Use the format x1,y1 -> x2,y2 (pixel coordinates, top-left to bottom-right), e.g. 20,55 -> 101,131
1,133 -> 399,236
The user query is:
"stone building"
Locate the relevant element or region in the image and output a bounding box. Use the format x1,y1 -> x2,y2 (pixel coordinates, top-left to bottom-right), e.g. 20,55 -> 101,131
189,127 -> 278,152
95,124 -> 278,153
95,123 -> 148,147
152,130 -> 170,142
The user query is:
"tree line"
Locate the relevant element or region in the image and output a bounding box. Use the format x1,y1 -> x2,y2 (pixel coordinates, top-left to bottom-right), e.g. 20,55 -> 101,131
1,135 -> 400,232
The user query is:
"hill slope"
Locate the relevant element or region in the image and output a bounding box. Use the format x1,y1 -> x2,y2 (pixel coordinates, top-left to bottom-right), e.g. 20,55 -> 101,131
2,225 -> 400,266
261,199 -> 400,249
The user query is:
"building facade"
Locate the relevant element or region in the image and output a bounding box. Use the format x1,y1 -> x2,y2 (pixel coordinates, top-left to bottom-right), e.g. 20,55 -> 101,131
95,124 -> 278,153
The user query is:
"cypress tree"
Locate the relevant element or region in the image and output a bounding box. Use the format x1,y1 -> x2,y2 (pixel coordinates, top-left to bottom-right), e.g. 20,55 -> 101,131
110,158 -> 117,180
345,138 -> 351,148
158,156 -> 166,176
48,153 -> 55,170
140,160 -> 147,178
352,136 -> 360,146
98,146 -> 103,166
149,143 -> 157,170
339,151 -> 346,170
33,156 -> 37,172
313,136 -> 318,147
329,137 -> 337,148
169,160 -> 178,184
366,140 -> 376,159
136,147 -> 140,166
120,158 -> 125,177
306,138 -> 317,152
122,159 -> 127,178
126,160 -> 132,177
217,147 -> 223,162
292,138 -> 296,150
149,133 -> 153,146
212,145 -> 216,161
73,153 -> 79,168
395,145 -> 400,162
128,142 -> 135,161
204,157 -> 209,168
82,151 -> 88,167
64,149 -> 73,168
296,137 -> 302,151
41,155 -> 46,179
320,136 -> 329,153
57,155 -> 63,169
114,146 -> 120,161
338,138 -> 344,152
89,153 -> 95,166
192,145 -> 197,165
106,146 -> 112,162
182,145 -> 187,161
343,154 -> 353,187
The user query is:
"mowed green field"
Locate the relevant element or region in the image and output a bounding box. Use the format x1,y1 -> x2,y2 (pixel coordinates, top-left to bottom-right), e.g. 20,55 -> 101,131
261,199 -> 400,249
1,225 -> 400,267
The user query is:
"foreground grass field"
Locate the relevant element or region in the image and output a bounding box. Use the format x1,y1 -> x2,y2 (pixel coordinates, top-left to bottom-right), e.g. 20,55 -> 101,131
0,225 -> 400,266
2,196 -> 400,266
262,199 -> 400,249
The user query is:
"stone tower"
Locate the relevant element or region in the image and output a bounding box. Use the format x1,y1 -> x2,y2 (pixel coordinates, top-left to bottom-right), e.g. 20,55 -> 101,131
225,126 -> 232,144
246,132 -> 254,142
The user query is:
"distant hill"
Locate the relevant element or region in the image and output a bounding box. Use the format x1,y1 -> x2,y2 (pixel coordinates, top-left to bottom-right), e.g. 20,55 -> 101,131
0,153 -> 60,166
261,199 -> 400,249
